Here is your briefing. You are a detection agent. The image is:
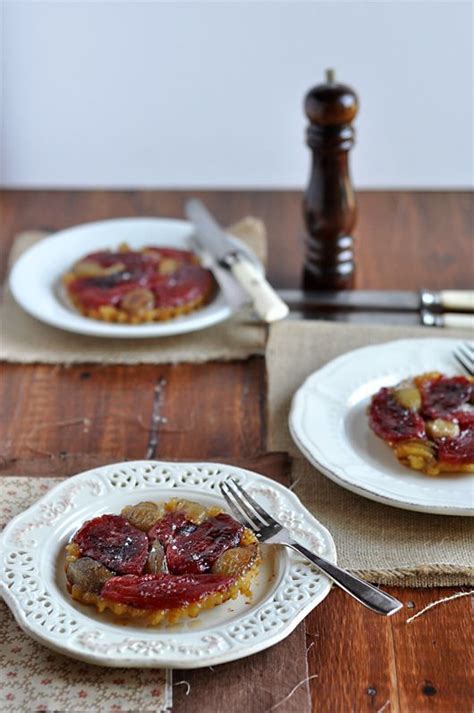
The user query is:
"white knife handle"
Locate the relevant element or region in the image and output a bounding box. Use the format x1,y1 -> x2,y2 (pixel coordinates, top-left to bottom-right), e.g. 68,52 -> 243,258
440,290 -> 474,312
443,313 -> 474,330
230,258 -> 289,322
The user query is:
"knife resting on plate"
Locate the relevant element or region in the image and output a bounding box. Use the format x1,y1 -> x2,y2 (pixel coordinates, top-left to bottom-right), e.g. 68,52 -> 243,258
185,199 -> 289,323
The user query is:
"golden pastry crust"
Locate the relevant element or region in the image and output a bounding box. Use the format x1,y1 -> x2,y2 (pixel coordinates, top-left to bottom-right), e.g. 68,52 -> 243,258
64,289 -> 212,324
392,440 -> 474,476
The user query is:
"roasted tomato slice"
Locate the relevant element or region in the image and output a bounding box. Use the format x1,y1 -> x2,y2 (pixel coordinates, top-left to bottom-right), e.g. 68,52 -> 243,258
166,513 -> 243,575
148,511 -> 197,547
419,375 -> 473,420
453,410 -> 474,428
102,573 -> 234,609
438,427 -> 474,465
72,514 -> 148,575
369,388 -> 426,443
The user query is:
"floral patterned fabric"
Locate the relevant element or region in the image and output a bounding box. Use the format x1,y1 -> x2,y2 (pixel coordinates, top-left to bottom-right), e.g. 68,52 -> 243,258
0,477 -> 172,712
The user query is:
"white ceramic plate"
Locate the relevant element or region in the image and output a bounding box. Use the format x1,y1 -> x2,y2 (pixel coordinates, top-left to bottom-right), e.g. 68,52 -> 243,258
9,218 -> 256,338
290,338 -> 474,516
0,460 -> 336,668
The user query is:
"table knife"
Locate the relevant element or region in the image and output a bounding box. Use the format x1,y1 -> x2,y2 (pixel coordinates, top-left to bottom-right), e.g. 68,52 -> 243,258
185,199 -> 289,322
278,289 -> 474,313
287,309 -> 474,329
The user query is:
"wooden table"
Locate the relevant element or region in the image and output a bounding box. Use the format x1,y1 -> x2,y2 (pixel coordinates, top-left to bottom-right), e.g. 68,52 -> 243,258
1,190 -> 472,713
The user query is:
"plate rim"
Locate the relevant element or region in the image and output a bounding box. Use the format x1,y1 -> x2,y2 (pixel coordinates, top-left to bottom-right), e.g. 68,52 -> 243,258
8,216 -> 238,339
289,337 -> 474,517
0,459 -> 336,668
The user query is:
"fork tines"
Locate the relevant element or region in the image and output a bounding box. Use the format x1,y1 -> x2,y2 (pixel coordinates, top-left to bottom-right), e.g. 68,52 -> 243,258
454,342 -> 474,376
219,479 -> 282,539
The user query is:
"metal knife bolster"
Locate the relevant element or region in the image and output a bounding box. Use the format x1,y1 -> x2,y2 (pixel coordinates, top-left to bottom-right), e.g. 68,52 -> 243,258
420,290 -> 443,308
188,236 -> 250,310
421,289 -> 474,312
422,310 -> 474,330
219,250 -> 245,269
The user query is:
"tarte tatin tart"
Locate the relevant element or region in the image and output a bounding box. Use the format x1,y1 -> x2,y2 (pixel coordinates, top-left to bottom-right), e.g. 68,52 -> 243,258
65,499 -> 260,625
62,244 -> 216,323
368,372 -> 474,476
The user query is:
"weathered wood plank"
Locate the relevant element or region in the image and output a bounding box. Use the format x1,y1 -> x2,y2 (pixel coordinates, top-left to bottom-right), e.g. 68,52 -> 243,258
0,360 -> 266,474
390,587 -> 472,713
154,359 -> 266,461
0,364 -> 157,471
306,587 -> 399,713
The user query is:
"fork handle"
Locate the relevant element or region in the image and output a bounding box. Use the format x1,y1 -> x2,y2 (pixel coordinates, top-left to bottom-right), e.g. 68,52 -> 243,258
288,542 -> 403,616
442,313 -> 474,330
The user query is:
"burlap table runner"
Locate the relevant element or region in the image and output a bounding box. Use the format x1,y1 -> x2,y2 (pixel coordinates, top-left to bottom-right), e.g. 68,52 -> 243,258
267,320 -> 474,587
0,218 -> 266,364
0,476 -> 171,712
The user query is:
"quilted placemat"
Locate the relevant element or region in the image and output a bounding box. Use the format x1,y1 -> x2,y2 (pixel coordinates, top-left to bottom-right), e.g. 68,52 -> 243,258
0,218 -> 266,364
0,476 -> 172,713
267,319 -> 474,587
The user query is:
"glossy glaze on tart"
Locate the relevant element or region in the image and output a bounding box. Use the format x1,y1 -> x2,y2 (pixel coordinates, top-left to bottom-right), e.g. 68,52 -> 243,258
368,372 -> 474,476
65,499 -> 260,625
62,244 -> 217,323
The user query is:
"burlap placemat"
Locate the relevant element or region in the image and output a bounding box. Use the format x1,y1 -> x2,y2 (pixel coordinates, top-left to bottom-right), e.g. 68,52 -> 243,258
267,319 -> 474,587
0,218 -> 267,364
0,476 -> 171,712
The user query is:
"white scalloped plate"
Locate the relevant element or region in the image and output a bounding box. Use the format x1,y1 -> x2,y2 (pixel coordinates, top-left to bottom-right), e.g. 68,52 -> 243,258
0,461 -> 336,668
9,218 -> 260,338
290,338 -> 474,516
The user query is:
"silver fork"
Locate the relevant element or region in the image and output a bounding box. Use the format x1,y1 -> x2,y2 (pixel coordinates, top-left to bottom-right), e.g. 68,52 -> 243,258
220,479 -> 403,616
453,342 -> 473,376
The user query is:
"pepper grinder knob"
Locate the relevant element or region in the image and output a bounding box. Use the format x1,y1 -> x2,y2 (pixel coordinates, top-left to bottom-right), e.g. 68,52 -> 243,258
303,69 -> 359,289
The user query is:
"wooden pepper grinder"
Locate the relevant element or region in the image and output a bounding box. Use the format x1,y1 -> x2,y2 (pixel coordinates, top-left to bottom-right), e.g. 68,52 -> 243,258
303,69 -> 359,289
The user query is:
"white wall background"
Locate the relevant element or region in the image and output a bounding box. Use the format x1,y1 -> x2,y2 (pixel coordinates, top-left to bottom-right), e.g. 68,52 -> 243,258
1,1 -> 473,189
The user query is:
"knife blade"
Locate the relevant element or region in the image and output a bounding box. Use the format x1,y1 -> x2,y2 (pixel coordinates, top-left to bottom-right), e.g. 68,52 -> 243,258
185,199 -> 289,323
277,289 -> 474,313
286,309 -> 474,329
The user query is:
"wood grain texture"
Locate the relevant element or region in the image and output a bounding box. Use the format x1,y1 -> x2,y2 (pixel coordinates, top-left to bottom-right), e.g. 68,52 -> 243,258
173,627 -> 310,713
0,364 -> 157,471
307,587 -> 400,713
0,359 -> 266,473
390,587 -> 473,713
0,190 -> 472,289
0,190 -> 472,713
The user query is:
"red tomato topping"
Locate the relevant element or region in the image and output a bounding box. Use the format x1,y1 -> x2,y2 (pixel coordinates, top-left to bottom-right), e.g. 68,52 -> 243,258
67,247 -> 214,311
102,573 -> 234,609
420,375 -> 473,420
73,515 -> 148,575
165,514 -> 244,575
438,428 -> 474,465
368,388 -> 426,443
148,511 -> 196,547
